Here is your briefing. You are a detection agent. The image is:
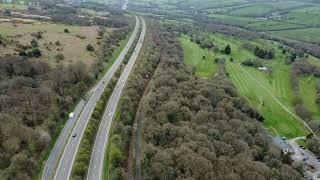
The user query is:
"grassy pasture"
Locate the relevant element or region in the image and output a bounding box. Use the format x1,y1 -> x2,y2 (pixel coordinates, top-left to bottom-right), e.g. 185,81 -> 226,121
229,4 -> 274,17
245,20 -> 306,31
0,21 -> 100,67
179,33 -> 311,138
272,28 -> 320,44
178,35 -> 217,77
208,14 -> 258,25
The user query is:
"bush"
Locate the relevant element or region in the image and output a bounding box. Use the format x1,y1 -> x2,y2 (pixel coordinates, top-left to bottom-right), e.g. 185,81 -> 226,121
31,39 -> 38,48
64,28 -> 70,33
32,31 -> 43,39
241,59 -> 263,68
295,104 -> 311,121
254,46 -> 274,59
27,48 -> 42,58
86,44 -> 94,52
19,51 -> 27,57
306,137 -> 320,155
55,41 -> 61,46
55,53 -> 64,62
32,48 -> 42,58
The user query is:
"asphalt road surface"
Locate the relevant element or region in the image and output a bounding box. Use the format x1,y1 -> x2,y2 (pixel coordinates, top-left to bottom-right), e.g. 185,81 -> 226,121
50,16 -> 140,180
86,16 -> 146,180
42,99 -> 87,180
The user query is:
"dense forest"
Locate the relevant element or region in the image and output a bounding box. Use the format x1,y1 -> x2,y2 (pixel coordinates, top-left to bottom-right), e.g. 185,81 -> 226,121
0,56 -> 93,179
136,21 -> 304,179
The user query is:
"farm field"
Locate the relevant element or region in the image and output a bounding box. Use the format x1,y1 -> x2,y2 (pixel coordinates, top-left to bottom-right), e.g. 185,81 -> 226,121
272,28 -> 320,44
131,0 -> 320,44
0,20 -> 101,67
204,1 -> 320,44
179,32 -> 313,138
229,4 -> 274,17
245,20 -> 306,31
207,14 -> 258,26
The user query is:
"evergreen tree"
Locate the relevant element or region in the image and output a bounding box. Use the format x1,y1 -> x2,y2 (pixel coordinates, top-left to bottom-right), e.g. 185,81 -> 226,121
224,44 -> 231,55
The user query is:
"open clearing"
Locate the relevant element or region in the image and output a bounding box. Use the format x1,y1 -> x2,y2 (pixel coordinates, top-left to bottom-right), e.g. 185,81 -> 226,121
178,35 -> 217,77
0,20 -> 101,67
180,33 -> 312,138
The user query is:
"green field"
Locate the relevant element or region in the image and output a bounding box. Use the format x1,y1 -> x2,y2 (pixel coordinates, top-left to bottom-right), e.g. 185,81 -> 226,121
205,1 -> 320,44
179,33 -> 311,138
229,4 -> 274,17
178,35 -> 217,77
246,20 -> 306,31
272,28 -> 320,44
208,14 -> 258,26
131,0 -> 320,44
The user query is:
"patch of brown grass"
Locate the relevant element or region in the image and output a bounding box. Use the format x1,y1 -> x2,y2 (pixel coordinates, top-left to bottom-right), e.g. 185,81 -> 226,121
0,21 -> 107,68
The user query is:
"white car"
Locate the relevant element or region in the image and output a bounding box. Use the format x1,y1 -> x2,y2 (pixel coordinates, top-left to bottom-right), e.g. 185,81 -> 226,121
69,112 -> 75,119
109,112 -> 113,117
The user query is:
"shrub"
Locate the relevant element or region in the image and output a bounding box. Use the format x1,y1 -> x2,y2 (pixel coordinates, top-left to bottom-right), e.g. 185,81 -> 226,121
27,48 -> 42,58
32,31 -> 43,39
241,59 -> 263,68
295,104 -> 311,121
55,41 -> 61,46
32,48 -> 42,58
55,53 -> 65,62
19,51 -> 27,57
254,46 -> 274,59
86,44 -> 94,52
64,28 -> 70,33
31,39 -> 38,48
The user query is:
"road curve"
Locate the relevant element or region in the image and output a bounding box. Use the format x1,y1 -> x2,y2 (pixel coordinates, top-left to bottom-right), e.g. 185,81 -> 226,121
51,16 -> 140,180
86,16 -> 146,180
